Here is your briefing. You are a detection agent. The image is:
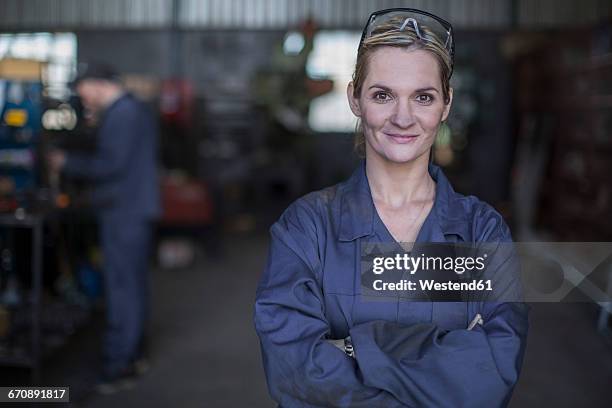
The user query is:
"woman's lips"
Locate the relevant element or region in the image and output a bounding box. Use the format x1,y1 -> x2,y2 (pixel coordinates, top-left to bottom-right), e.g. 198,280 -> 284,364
384,132 -> 419,144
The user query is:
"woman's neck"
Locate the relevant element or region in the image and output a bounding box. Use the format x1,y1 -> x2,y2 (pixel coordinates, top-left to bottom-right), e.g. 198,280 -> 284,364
365,151 -> 435,209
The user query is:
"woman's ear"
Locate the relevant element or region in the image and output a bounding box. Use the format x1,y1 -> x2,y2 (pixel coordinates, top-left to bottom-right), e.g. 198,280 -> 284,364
441,87 -> 453,122
347,81 -> 361,117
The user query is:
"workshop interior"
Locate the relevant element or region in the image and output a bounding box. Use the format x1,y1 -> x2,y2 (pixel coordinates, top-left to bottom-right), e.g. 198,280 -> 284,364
0,0 -> 611,407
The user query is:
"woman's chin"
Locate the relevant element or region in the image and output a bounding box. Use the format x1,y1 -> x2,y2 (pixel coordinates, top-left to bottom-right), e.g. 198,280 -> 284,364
380,147 -> 425,164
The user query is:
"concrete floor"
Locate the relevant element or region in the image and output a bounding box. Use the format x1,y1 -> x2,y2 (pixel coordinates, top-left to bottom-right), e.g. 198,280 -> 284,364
77,233 -> 275,408
20,231 -> 612,407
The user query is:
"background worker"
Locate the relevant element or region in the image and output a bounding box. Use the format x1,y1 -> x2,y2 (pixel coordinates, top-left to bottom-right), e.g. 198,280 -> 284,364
47,62 -> 160,392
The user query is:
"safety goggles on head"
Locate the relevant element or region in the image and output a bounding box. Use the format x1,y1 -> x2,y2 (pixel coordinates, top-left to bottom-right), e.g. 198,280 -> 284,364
359,8 -> 455,77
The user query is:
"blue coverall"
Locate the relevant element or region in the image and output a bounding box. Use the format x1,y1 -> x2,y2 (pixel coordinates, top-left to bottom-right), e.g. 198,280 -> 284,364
63,93 -> 160,377
254,161 -> 529,407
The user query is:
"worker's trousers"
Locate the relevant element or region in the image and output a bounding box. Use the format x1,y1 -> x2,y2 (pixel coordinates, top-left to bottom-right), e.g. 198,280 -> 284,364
99,215 -> 153,377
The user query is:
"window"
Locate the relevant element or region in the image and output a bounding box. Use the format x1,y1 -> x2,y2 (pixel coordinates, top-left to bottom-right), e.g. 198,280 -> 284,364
306,31 -> 360,132
0,32 -> 77,100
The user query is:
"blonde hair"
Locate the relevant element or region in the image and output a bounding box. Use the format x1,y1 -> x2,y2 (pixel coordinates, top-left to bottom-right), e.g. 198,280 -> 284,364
352,16 -> 453,156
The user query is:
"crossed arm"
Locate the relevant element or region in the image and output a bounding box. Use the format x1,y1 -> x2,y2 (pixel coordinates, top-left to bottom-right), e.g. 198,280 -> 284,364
254,204 -> 528,408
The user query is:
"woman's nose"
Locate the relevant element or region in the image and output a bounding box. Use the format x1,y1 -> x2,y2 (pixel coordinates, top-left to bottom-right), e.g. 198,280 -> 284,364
389,99 -> 416,128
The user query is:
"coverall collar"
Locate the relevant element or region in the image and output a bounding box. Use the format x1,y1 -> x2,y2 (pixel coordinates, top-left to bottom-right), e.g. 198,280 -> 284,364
338,160 -> 469,242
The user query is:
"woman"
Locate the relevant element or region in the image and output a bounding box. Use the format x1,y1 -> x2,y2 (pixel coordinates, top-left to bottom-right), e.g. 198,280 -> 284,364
255,8 -> 528,407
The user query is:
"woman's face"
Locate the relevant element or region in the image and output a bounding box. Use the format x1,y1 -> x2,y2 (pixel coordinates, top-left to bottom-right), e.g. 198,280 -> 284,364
348,47 -> 453,165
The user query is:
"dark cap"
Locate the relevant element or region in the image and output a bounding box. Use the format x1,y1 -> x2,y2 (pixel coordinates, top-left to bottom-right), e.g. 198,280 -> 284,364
74,61 -> 121,85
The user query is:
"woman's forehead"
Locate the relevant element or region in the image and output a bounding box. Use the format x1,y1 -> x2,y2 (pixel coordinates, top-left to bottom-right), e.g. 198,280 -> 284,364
364,47 -> 442,91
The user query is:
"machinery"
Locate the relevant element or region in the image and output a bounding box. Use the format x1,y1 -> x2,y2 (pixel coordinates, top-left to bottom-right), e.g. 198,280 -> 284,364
0,59 -> 44,212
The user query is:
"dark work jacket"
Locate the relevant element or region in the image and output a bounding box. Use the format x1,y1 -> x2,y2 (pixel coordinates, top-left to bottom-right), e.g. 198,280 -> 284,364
254,161 -> 529,408
64,93 -> 160,222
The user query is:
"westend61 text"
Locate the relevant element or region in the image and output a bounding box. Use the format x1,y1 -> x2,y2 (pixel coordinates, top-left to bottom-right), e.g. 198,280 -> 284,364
372,279 -> 493,292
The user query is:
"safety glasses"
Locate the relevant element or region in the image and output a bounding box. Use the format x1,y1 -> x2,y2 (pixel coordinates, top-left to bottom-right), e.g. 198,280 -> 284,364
359,8 -> 455,74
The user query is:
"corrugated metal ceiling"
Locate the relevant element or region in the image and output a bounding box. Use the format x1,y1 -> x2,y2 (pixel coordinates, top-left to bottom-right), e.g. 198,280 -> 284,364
0,0 -> 610,30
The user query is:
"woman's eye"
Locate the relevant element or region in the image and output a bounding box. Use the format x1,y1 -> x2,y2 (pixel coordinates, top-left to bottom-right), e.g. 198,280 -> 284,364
372,92 -> 392,102
416,94 -> 434,104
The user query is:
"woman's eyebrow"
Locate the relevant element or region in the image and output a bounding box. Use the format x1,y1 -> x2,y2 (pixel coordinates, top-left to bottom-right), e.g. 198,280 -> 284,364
368,84 -> 392,91
415,87 -> 439,93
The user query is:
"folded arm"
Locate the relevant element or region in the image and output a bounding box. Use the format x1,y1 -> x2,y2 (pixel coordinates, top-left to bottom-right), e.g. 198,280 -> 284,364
348,217 -> 529,407
254,203 -> 408,407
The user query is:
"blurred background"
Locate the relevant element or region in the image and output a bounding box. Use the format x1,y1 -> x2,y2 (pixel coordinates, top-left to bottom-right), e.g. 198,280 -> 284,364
0,0 -> 611,406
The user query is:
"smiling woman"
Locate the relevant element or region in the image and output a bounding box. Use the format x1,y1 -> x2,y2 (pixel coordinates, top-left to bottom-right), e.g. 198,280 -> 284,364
255,8 -> 529,408
349,47 -> 451,163
345,13 -> 454,244
350,13 -> 453,162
